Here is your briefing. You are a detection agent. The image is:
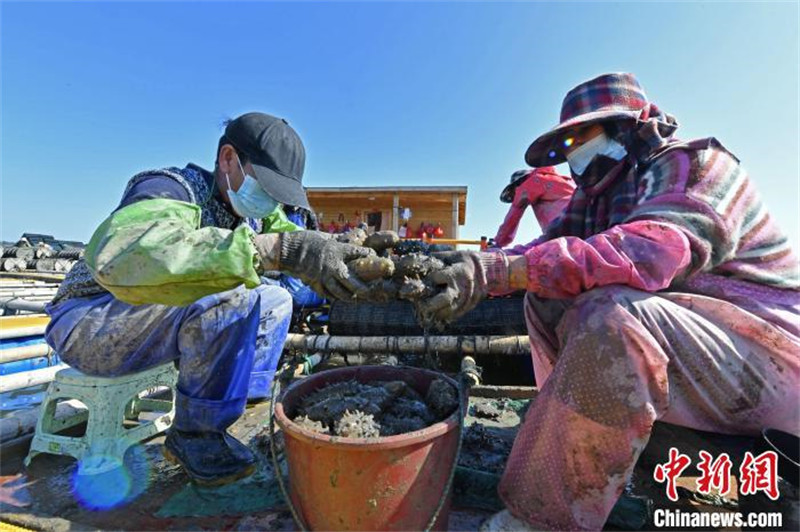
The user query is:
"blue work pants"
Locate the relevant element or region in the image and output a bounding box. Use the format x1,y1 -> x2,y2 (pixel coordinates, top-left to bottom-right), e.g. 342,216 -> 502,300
44,284 -> 292,433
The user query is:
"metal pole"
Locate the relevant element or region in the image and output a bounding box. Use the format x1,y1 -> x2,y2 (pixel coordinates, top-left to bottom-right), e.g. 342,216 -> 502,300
0,325 -> 48,340
0,272 -> 66,282
0,288 -> 58,296
0,343 -> 53,364
452,193 -> 460,241
0,399 -> 85,444
0,364 -> 67,393
421,237 -> 484,246
392,193 -> 400,233
0,298 -> 49,313
284,333 -> 531,356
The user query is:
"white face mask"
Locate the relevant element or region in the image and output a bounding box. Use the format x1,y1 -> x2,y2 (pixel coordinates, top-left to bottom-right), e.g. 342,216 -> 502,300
225,158 -> 279,219
565,131 -> 627,176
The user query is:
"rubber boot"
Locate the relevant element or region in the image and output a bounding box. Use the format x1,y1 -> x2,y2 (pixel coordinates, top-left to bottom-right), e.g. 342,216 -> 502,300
163,429 -> 257,486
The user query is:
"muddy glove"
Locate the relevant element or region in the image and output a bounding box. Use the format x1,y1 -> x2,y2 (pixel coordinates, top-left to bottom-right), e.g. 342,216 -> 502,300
279,231 -> 375,300
417,251 -> 493,328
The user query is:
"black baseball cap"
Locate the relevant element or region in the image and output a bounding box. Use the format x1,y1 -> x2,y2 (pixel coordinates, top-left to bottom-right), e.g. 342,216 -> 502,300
224,112 -> 310,209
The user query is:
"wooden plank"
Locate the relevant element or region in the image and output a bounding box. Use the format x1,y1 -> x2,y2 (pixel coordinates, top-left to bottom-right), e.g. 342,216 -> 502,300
308,186 -> 467,193
392,193 -> 399,232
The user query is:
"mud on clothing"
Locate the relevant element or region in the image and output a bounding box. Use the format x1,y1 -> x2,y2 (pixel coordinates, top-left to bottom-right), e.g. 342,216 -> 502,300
46,164 -> 295,426
495,124 -> 799,529
46,284 -> 291,431
500,288 -> 798,531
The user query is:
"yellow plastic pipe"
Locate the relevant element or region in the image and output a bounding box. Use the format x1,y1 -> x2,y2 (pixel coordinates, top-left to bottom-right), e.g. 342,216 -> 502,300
400,237 -> 489,249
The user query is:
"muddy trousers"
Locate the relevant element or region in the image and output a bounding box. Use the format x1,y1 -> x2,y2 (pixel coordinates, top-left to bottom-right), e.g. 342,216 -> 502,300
498,286 -> 800,531
44,284 -> 292,433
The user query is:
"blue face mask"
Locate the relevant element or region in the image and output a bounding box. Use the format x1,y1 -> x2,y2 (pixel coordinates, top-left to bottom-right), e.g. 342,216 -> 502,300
225,158 -> 279,219
566,131 -> 627,176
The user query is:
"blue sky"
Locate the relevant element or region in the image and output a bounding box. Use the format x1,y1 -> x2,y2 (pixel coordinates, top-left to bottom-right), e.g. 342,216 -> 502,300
2,1 -> 798,249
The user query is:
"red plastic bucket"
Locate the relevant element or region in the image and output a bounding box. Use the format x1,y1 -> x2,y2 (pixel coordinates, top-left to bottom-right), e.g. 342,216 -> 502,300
274,365 -> 461,531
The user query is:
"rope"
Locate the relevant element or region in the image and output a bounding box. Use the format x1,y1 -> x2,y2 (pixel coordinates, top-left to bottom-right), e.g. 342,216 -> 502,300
423,373 -> 467,532
268,361 -> 310,531
322,335 -> 333,355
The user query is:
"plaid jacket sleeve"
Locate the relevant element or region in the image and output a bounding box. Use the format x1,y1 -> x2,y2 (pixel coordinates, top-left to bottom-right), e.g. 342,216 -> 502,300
521,219 -> 692,298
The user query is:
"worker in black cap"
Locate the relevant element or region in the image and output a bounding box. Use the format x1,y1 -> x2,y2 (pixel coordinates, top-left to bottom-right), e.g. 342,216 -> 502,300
44,112 -> 374,485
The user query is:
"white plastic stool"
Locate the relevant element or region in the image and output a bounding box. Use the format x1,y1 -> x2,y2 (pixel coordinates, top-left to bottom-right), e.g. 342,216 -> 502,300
25,362 -> 178,475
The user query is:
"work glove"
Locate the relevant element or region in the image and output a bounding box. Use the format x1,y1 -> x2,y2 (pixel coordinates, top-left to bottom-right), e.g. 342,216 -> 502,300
278,230 -> 375,300
417,251 -> 491,328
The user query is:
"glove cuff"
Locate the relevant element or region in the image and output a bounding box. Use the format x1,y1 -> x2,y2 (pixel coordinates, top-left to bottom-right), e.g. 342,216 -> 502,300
479,252 -> 510,295
279,232 -> 305,270
253,234 -> 280,272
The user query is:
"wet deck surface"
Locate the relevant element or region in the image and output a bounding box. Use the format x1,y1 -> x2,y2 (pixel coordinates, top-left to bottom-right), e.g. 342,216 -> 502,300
0,397 -> 507,531
2,393 -> 797,531
1,400 -> 295,531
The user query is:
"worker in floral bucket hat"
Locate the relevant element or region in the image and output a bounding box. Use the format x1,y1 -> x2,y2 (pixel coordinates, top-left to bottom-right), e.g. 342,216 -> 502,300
411,73 -> 800,531
493,167 -> 575,248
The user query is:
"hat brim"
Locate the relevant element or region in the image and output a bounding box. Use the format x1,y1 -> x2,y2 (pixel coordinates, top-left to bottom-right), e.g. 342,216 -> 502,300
500,171 -> 532,203
525,110 -> 640,167
251,163 -> 310,210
